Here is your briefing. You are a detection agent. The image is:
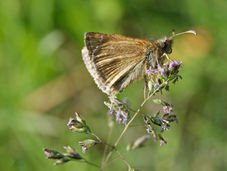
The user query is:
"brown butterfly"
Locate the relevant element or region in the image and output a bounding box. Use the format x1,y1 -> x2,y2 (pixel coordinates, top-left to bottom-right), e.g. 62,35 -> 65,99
82,30 -> 196,95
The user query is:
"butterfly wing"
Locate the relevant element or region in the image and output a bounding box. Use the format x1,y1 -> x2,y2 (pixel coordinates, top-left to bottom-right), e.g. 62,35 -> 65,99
82,32 -> 153,95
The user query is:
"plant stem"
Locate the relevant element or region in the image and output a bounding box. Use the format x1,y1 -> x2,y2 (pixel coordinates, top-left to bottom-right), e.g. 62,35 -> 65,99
115,150 -> 132,170
101,87 -> 161,170
90,132 -> 102,142
106,151 -> 128,166
100,143 -> 131,170
83,158 -> 100,168
101,118 -> 114,164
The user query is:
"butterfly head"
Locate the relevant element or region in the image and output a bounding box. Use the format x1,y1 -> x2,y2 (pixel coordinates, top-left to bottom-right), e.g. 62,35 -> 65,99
157,30 -> 197,55
157,37 -> 173,54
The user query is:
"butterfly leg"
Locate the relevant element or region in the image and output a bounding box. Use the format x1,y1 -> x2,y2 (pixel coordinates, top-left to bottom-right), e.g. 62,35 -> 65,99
162,53 -> 173,62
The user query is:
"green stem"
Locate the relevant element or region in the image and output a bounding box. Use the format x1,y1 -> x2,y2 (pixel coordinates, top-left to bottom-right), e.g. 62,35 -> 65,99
82,158 -> 100,168
101,86 -> 162,170
102,115 -> 114,164
90,130 -> 131,170
100,142 -> 132,170
90,133 -> 102,142
115,150 -> 132,170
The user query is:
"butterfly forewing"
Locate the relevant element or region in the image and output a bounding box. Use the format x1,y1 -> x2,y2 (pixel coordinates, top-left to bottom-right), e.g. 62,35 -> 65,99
82,32 -> 153,95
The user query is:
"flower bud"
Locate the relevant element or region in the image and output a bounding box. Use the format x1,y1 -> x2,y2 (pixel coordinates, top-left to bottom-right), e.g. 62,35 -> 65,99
104,96 -> 130,124
67,113 -> 91,134
79,139 -> 97,153
63,146 -> 82,160
43,148 -> 64,159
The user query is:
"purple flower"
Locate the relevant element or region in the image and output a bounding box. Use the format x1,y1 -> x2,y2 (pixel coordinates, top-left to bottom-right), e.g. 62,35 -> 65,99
115,109 -> 129,124
162,114 -> 178,123
147,67 -> 158,76
67,113 -> 91,134
157,64 -> 166,76
43,148 -> 63,159
146,60 -> 183,95
67,117 -> 75,126
160,140 -> 167,146
63,146 -> 82,160
116,112 -> 122,124
163,62 -> 170,69
123,115 -> 129,124
153,83 -> 160,91
44,146 -> 82,165
104,96 -> 130,124
146,128 -> 151,133
81,147 -> 86,153
161,124 -> 169,132
144,116 -> 154,135
170,60 -> 182,68
79,139 -> 97,153
163,106 -> 173,114
144,116 -> 150,125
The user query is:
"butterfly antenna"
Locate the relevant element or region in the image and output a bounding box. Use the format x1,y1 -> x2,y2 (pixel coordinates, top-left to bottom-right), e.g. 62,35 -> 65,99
170,30 -> 197,39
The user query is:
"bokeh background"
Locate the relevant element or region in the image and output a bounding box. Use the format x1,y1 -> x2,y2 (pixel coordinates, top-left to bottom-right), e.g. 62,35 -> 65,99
0,0 -> 226,171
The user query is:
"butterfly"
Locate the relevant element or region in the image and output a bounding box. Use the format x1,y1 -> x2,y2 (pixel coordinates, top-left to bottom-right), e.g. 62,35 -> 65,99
82,30 -> 196,95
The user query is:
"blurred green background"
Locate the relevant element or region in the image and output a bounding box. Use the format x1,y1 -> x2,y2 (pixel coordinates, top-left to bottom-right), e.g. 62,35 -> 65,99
0,0 -> 226,171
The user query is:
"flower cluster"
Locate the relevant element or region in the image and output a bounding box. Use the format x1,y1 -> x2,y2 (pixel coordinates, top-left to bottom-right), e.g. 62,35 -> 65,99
44,112 -> 100,165
144,116 -> 167,146
43,146 -> 82,165
147,60 -> 183,93
104,96 -> 130,124
67,112 -> 91,134
143,99 -> 178,146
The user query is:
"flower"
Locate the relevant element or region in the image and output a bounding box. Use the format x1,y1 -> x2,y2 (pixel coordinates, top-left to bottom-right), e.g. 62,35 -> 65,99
63,146 -> 82,160
161,124 -> 169,132
170,60 -> 182,69
43,146 -> 82,165
146,60 -> 183,94
163,105 -> 173,114
144,115 -> 170,145
79,139 -> 97,153
153,83 -> 160,91
157,64 -> 166,76
43,148 -> 64,159
160,140 -> 167,146
104,96 -> 130,124
144,116 -> 155,134
162,114 -> 178,123
115,109 -> 130,124
67,113 -> 91,134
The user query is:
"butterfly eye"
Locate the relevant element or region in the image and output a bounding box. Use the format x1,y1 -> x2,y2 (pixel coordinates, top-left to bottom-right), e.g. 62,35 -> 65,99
162,41 -> 172,54
161,42 -> 166,48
